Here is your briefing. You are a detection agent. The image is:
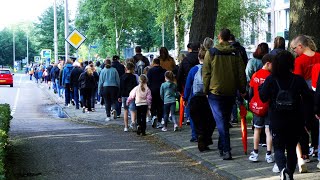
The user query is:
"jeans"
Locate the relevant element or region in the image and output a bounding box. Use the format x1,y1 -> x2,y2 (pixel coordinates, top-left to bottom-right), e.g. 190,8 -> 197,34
82,88 -> 93,111
91,88 -> 97,109
163,102 -> 177,127
116,101 -> 122,117
73,86 -> 79,108
208,93 -> 235,152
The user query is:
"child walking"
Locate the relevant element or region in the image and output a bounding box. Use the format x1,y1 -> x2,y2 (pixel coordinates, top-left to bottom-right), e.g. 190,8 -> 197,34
127,74 -> 152,136
119,62 -> 138,132
248,54 -> 274,163
160,71 -> 178,132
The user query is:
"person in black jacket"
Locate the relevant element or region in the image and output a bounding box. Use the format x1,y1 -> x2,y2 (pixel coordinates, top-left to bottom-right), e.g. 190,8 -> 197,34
119,62 -> 138,132
147,58 -> 166,128
90,64 -> 99,111
50,63 -> 58,94
112,55 -> 126,117
78,66 -> 96,113
70,62 -> 83,109
259,51 -> 313,179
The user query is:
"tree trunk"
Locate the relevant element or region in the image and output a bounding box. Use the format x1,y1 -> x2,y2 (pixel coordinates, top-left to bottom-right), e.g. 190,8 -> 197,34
174,0 -> 181,58
189,0 -> 218,43
289,1 -> 320,50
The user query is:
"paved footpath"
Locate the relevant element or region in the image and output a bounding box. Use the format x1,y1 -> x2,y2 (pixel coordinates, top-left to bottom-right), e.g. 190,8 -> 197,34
42,84 -> 320,180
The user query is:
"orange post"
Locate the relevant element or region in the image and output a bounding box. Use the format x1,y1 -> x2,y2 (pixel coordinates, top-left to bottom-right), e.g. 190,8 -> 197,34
179,94 -> 184,128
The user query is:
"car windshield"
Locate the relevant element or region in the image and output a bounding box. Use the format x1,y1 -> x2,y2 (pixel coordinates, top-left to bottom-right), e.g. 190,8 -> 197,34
0,70 -> 10,74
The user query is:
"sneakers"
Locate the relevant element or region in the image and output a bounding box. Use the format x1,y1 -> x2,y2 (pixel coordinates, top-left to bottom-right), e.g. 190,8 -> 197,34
105,117 -> 111,122
151,117 -> 157,128
173,124 -> 178,132
129,122 -> 136,131
265,153 -> 275,163
272,163 -> 280,173
137,125 -> 141,135
156,122 -> 163,129
186,119 -> 190,125
249,151 -> 259,162
309,146 -> 314,156
261,144 -> 267,147
223,151 -> 232,160
161,127 -> 168,132
302,155 -> 310,163
111,109 -> 117,119
298,158 -> 308,173
124,127 -> 128,132
280,168 -> 291,180
317,161 -> 320,169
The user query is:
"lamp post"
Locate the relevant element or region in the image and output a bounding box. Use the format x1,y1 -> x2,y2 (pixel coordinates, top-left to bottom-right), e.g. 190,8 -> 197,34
54,0 -> 59,63
12,28 -> 15,70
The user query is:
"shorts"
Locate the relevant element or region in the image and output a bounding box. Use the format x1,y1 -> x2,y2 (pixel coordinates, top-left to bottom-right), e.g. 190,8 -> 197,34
253,113 -> 270,128
122,97 -> 136,111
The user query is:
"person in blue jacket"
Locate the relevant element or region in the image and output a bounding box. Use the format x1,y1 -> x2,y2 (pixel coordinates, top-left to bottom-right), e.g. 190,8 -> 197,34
62,59 -> 74,107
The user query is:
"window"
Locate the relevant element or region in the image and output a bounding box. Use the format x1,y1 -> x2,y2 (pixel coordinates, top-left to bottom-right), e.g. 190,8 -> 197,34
285,9 -> 290,29
0,70 -> 10,74
266,13 -> 272,42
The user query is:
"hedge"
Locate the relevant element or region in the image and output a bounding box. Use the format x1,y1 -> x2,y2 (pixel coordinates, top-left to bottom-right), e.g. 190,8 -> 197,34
0,104 -> 12,179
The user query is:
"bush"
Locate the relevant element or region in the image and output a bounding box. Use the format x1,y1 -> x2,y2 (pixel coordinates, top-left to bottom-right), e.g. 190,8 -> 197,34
0,104 -> 12,179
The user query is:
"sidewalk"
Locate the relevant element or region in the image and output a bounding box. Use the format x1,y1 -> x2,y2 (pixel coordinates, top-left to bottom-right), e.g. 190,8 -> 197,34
41,85 -> 320,180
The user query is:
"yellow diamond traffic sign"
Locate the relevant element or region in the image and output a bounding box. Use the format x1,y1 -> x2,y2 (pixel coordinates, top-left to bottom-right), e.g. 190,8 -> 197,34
66,29 -> 86,49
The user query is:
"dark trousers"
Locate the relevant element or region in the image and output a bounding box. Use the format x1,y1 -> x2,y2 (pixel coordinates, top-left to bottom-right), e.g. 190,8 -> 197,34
102,86 -> 118,117
73,86 -> 79,109
137,105 -> 148,133
190,94 -> 216,147
273,130 -> 300,179
151,91 -> 163,122
91,88 -> 97,109
65,83 -> 72,105
82,88 -> 93,111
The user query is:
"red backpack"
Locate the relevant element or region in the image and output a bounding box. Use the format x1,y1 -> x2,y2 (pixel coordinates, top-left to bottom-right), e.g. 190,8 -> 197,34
249,70 -> 270,117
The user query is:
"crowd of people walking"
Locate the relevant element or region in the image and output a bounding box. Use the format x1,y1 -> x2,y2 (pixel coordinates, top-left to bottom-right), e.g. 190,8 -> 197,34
27,28 -> 320,180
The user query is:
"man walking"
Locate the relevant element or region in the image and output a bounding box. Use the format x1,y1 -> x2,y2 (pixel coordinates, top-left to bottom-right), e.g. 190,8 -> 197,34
203,29 -> 246,160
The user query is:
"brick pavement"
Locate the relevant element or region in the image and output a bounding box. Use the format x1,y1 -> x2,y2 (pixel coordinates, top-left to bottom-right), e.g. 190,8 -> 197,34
41,84 -> 320,180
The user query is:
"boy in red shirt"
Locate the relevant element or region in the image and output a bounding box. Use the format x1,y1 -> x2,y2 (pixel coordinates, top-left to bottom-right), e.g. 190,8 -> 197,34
248,54 -> 274,163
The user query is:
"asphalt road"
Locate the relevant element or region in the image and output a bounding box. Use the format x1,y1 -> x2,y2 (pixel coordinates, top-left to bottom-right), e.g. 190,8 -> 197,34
2,74 -> 223,180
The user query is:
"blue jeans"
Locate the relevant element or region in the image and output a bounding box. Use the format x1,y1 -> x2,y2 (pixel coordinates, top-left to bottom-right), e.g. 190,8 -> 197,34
163,102 -> 177,127
73,86 -> 79,108
208,93 -> 235,152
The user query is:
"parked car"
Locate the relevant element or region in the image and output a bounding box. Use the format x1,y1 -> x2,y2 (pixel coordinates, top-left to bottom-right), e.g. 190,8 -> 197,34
0,69 -> 14,87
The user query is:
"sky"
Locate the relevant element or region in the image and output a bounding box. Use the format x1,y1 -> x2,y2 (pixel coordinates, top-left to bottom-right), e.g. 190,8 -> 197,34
0,0 -> 79,29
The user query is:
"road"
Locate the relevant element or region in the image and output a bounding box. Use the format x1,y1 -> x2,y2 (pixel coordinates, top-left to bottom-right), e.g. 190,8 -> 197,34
1,74 -> 222,180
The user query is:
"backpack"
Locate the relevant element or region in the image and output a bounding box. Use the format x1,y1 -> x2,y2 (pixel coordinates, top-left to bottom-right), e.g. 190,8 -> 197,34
249,91 -> 269,117
192,65 -> 204,95
136,60 -> 145,76
274,78 -> 297,111
65,66 -> 73,82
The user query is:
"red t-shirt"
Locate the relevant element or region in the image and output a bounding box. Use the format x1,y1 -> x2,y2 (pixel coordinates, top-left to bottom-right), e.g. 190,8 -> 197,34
249,69 -> 271,96
311,63 -> 320,90
294,52 -> 320,80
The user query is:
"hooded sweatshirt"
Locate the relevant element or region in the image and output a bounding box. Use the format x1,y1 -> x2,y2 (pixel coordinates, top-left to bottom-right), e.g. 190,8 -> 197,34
203,41 -> 246,96
160,81 -> 177,104
127,84 -> 152,107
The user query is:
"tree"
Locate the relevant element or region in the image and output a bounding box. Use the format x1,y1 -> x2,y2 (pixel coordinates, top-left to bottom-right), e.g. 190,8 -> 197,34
289,0 -> 320,50
189,0 -> 218,43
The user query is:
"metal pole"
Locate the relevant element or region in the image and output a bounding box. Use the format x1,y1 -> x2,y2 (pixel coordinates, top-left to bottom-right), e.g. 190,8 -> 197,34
27,33 -> 29,66
54,0 -> 59,63
162,22 -> 165,47
13,28 -> 15,69
64,0 -> 69,61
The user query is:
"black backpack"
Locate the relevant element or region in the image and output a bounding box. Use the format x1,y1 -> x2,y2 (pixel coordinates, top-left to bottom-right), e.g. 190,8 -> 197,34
274,77 -> 297,111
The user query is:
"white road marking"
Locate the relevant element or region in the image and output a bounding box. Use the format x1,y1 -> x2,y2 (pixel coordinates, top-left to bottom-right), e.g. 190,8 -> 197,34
11,74 -> 22,116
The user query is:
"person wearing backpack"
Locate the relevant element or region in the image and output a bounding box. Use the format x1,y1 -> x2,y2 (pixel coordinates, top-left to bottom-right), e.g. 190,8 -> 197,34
133,46 -> 150,75
259,50 -> 313,180
62,59 -> 74,107
248,54 -> 274,163
184,45 -> 215,152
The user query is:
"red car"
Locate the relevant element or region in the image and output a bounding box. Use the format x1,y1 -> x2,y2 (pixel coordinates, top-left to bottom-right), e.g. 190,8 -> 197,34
0,69 -> 14,87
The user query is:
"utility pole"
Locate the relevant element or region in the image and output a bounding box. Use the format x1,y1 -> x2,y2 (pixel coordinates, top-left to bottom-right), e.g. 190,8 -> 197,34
54,0 -> 59,63
64,0 -> 69,61
27,33 -> 29,66
162,22 -> 165,47
12,28 -> 15,69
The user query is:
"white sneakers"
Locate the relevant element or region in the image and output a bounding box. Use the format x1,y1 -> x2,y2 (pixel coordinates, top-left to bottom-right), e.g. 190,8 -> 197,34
105,117 -> 111,122
161,127 -> 168,132
249,151 -> 259,162
272,163 -> 280,173
249,151 -> 274,163
298,158 -> 308,173
174,124 -> 178,132
124,127 -> 128,132
265,154 -> 275,163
